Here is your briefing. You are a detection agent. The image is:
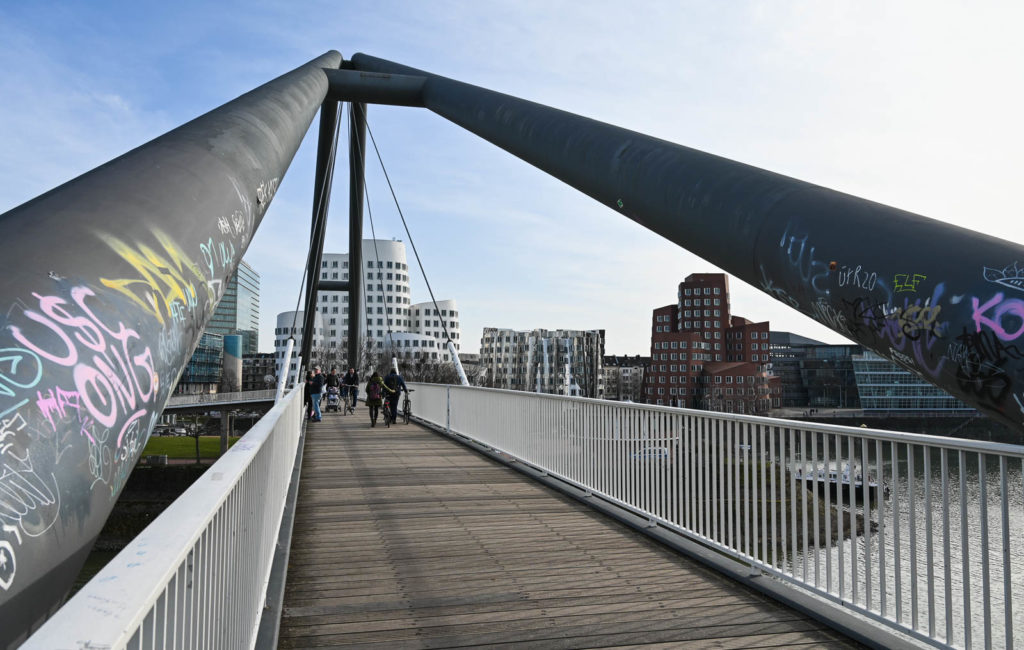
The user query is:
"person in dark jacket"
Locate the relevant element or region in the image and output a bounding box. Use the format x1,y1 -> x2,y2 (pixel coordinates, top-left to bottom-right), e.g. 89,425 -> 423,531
383,368 -> 408,424
364,371 -> 394,427
303,370 -> 314,419
342,367 -> 360,414
309,366 -> 325,422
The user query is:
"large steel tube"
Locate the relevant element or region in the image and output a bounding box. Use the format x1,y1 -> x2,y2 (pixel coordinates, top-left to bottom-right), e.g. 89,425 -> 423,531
351,53 -> 1024,436
0,50 -> 342,646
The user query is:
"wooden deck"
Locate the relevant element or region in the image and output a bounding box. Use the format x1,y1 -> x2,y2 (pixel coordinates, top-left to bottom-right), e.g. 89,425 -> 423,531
279,413 -> 863,649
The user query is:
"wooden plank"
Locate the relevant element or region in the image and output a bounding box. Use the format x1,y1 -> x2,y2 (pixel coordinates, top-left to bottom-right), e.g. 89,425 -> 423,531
280,416 -> 864,648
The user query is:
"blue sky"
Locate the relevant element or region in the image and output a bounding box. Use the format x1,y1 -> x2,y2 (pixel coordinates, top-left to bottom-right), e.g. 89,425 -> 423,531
2,2 -> 1022,355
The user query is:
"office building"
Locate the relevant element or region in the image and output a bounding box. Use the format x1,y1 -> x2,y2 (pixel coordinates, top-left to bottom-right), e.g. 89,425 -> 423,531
645,273 -> 779,413
603,355 -> 649,402
481,328 -> 605,398
853,349 -> 975,414
273,311 -> 324,386
310,239 -> 462,364
770,332 -> 863,409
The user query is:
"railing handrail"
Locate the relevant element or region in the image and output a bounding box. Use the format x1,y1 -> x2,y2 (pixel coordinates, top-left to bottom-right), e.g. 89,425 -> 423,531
410,383 -> 1024,649
24,386 -> 305,649
165,389 -> 278,407
448,384 -> 1024,457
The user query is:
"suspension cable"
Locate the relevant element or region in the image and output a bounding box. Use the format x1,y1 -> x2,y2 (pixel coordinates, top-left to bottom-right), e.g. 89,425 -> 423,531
289,102 -> 344,366
363,117 -> 454,345
350,105 -> 396,372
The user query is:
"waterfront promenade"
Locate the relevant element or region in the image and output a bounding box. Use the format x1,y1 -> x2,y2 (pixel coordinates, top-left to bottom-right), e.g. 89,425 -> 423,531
279,413 -> 863,648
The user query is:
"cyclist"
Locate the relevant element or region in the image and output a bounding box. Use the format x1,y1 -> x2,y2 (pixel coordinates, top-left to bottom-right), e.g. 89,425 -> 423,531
383,368 -> 408,425
342,367 -> 359,414
365,371 -> 394,427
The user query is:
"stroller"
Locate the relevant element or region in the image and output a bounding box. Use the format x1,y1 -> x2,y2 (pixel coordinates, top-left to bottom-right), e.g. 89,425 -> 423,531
325,386 -> 341,412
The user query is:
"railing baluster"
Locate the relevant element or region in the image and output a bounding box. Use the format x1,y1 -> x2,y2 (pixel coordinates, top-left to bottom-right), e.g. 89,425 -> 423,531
824,433 -> 833,594
862,436 -> 872,611
876,439 -> 886,619
960,449 -> 972,649
909,443 -> 919,631
1002,455 -> 1012,650
836,433 -> 845,601
848,435 -> 857,607
941,448 -> 952,644
760,423 -> 768,567
925,446 -> 934,637
770,425 -> 778,570
980,453 -> 991,650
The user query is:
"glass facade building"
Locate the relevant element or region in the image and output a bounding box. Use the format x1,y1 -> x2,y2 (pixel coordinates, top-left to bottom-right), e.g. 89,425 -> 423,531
852,350 -> 974,413
175,260 -> 259,393
205,259 -> 260,355
176,332 -> 224,393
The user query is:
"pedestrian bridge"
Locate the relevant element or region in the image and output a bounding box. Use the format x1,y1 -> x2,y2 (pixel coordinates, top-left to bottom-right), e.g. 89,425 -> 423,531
163,390 -> 278,411
6,49 -> 1024,650
25,383 -> 1024,649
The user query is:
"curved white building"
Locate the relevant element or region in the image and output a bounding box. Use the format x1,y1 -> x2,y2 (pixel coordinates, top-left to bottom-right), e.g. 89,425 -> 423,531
297,239 -> 462,367
273,310 -> 324,385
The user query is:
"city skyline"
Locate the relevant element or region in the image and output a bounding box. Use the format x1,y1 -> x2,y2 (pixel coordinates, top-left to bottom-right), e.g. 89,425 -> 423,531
1,3 -> 1022,357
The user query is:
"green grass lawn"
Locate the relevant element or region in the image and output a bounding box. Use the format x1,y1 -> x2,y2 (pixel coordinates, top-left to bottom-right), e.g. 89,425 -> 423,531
142,435 -> 242,459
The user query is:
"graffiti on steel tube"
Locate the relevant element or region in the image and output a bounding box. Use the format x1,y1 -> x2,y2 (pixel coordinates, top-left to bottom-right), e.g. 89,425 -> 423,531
0,176 -> 278,595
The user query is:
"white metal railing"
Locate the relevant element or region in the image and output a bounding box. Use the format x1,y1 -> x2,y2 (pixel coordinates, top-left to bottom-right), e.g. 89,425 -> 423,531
166,389 -> 277,407
411,383 -> 1024,650
25,386 -> 305,649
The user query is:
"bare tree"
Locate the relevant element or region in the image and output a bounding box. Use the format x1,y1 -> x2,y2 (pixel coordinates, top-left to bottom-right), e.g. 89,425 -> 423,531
180,413 -> 210,465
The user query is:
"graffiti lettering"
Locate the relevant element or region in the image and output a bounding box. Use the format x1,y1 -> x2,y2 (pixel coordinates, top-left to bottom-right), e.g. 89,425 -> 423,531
889,347 -> 915,369
199,237 -> 235,291
11,287 -> 158,433
0,413 -> 27,455
99,230 -> 213,326
893,273 -> 927,293
255,177 -> 279,208
810,299 -> 852,337
0,348 -> 42,421
0,539 -> 14,590
971,292 -> 1024,341
778,224 -> 830,293
759,265 -> 799,309
35,387 -> 82,434
837,264 -> 879,291
0,448 -> 59,537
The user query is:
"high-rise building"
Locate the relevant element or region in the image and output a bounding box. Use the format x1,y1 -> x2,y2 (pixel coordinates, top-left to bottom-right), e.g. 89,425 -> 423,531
309,239 -> 462,365
645,273 -> 779,413
205,259 -> 260,354
175,260 -> 260,393
480,328 -> 605,397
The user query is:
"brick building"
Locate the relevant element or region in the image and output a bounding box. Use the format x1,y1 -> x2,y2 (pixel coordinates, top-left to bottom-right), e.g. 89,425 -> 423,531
644,273 -> 780,414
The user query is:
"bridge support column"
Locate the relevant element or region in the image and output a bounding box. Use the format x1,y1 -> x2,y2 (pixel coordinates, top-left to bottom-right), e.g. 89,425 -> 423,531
300,99 -> 341,369
347,102 -> 367,371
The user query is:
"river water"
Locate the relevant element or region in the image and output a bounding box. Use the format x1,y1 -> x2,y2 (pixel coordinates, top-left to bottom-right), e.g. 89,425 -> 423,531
788,442 -> 1024,649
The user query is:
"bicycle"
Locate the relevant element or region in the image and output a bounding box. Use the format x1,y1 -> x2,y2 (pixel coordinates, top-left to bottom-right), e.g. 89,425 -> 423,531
402,389 -> 414,425
380,397 -> 392,428
343,385 -> 357,415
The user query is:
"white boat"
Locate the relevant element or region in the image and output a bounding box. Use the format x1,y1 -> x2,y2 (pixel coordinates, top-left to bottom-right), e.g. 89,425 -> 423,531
793,462 -> 890,501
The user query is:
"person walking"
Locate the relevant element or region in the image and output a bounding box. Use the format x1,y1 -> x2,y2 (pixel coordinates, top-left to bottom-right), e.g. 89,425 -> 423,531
365,371 -> 394,427
383,368 -> 408,425
309,366 -> 325,422
342,367 -> 359,414
303,370 -> 314,420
